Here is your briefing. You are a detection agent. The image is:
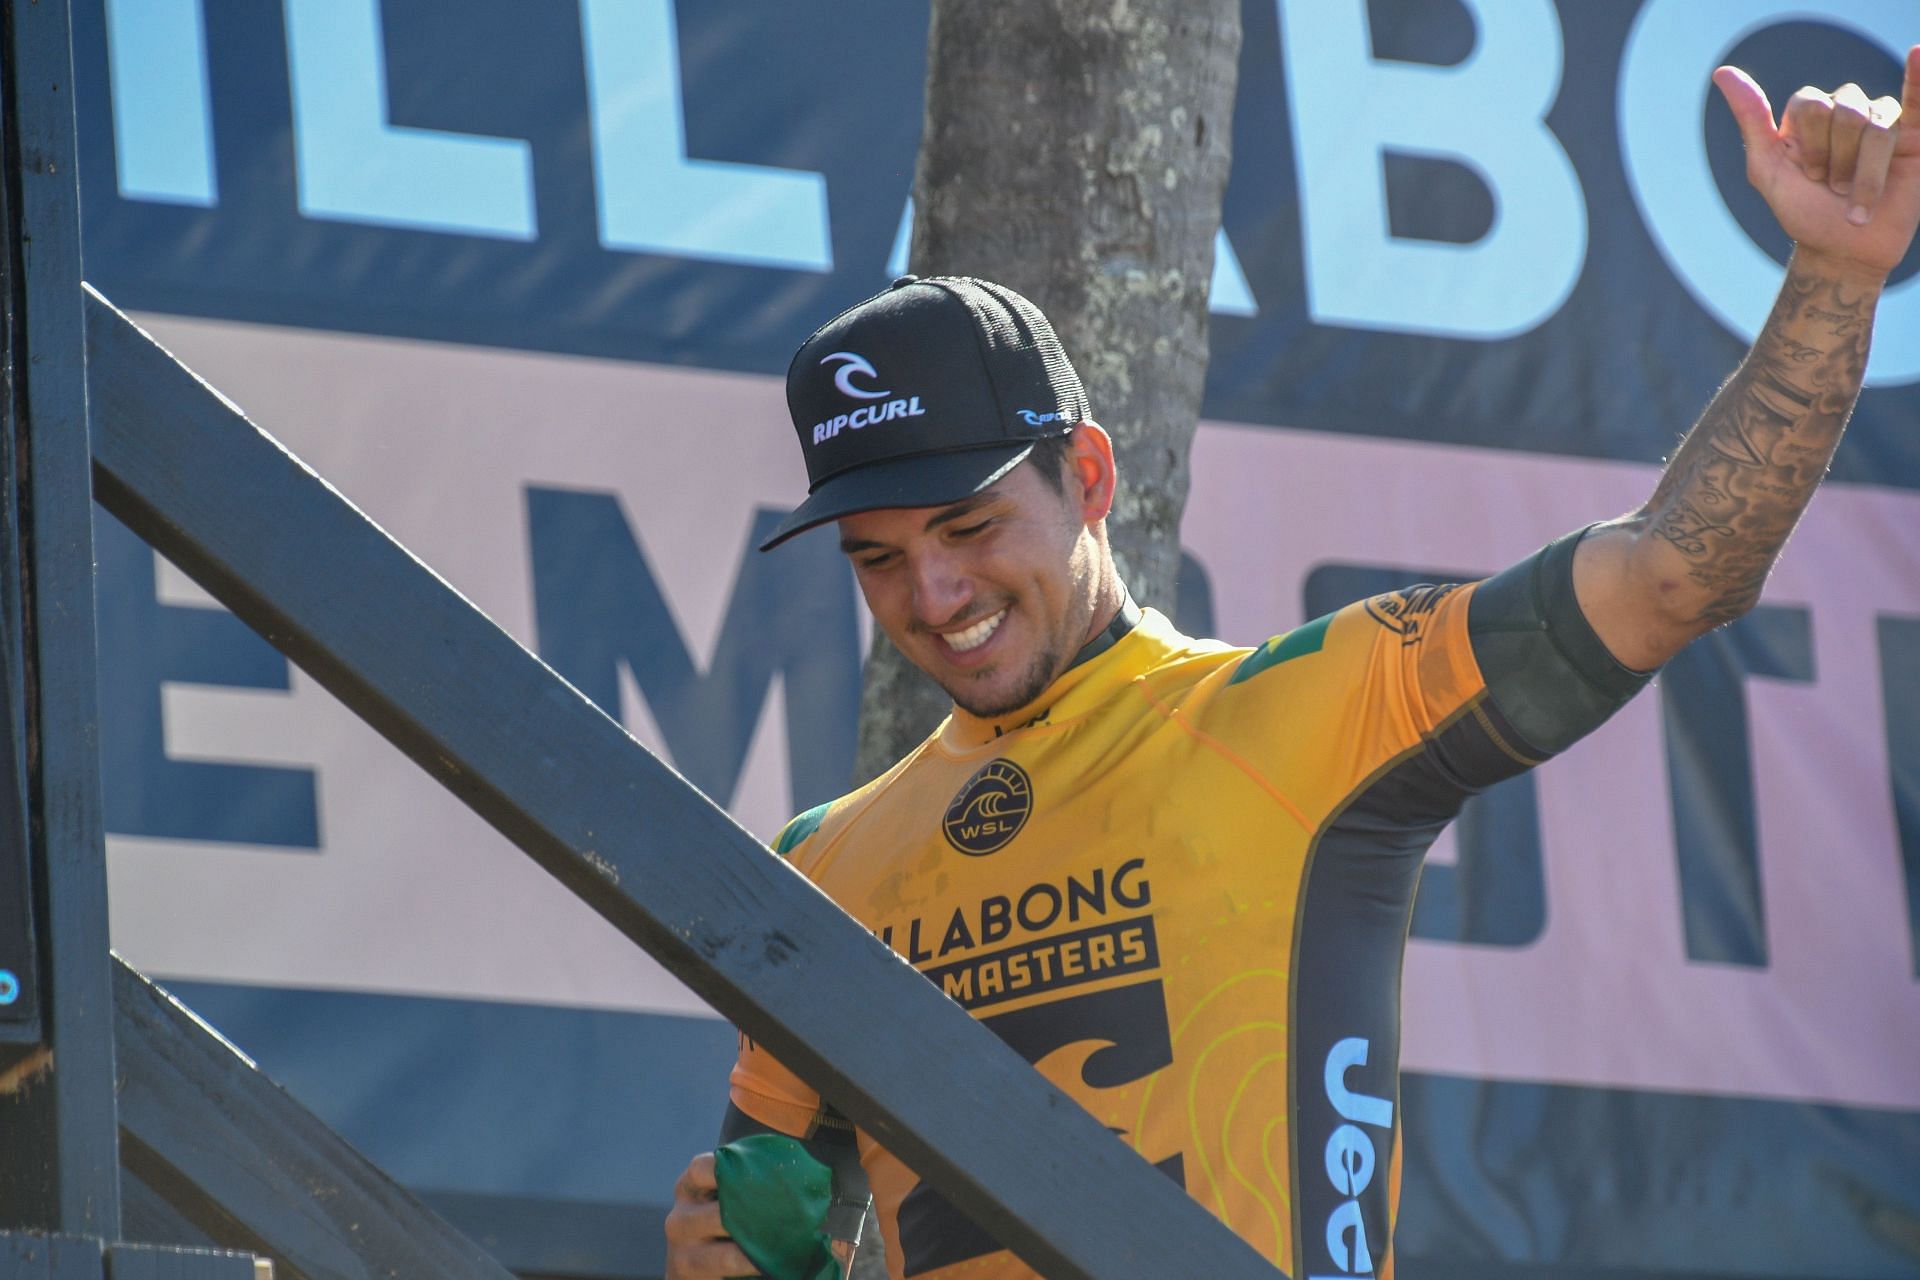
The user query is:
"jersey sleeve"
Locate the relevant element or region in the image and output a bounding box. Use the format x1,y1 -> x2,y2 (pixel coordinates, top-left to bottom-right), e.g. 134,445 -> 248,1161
728,804 -> 835,1136
1221,578 -> 1523,804
1334,529 -> 1655,794
1248,530 -> 1651,801
1465,525 -> 1656,756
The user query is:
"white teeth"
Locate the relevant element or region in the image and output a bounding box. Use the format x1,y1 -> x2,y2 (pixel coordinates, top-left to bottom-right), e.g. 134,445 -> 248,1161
944,609 -> 1007,653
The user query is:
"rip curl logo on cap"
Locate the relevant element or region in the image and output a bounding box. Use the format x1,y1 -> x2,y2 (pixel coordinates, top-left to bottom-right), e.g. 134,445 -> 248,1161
1017,408 -> 1068,427
942,758 -> 1033,856
820,351 -> 890,401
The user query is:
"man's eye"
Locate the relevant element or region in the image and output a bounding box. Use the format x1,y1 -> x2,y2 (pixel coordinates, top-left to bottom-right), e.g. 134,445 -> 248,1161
857,554 -> 895,571
951,520 -> 992,538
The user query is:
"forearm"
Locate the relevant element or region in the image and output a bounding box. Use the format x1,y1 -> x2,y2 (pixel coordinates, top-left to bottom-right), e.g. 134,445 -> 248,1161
1623,248 -> 1880,631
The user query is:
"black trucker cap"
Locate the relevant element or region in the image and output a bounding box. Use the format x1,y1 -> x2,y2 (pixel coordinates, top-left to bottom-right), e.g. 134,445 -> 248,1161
758,275 -> 1089,550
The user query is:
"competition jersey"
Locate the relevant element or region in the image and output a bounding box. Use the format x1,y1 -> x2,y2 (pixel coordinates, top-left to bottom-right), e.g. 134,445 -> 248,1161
731,540 -> 1645,1280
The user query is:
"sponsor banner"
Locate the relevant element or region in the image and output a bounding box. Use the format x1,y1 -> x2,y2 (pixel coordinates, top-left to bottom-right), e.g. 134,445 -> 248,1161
110,315 -> 1920,1118
64,0 -> 1920,1274
71,1 -> 1920,481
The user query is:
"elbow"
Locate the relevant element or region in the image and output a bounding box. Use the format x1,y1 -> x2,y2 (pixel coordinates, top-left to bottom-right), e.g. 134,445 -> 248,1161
1631,534 -> 1766,642
1607,521 -> 1763,663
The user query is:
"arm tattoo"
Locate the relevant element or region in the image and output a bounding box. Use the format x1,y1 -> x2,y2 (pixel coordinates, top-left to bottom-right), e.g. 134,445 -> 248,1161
1637,261 -> 1876,627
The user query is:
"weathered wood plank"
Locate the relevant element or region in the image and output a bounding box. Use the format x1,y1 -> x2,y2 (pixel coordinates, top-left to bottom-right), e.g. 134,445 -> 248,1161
0,1235 -> 102,1280
84,290 -> 1283,1280
103,1246 -> 261,1280
0,0 -> 120,1234
111,957 -> 517,1280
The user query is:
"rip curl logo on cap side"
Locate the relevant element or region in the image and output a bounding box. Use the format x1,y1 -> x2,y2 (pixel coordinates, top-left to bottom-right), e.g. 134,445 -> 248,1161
942,758 -> 1033,856
820,351 -> 890,401
1017,408 -> 1068,427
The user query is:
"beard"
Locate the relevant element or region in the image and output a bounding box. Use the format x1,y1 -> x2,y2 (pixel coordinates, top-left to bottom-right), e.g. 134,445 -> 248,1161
944,640 -> 1065,719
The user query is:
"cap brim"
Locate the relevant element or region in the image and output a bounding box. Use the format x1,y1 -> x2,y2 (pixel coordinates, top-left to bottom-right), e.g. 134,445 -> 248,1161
759,443 -> 1036,551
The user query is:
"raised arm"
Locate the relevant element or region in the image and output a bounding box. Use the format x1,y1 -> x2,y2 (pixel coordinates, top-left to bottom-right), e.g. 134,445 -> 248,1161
1575,46 -> 1920,672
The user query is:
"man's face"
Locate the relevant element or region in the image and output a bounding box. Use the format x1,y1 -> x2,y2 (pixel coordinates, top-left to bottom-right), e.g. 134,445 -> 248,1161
837,457 -> 1103,719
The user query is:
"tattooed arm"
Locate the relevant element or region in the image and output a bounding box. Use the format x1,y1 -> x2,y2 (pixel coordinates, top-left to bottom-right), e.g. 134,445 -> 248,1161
1572,48 -> 1920,672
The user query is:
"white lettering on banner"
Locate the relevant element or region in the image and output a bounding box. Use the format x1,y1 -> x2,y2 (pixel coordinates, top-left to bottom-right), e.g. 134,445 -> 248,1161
282,0 -> 536,239
1274,0 -> 1587,340
579,0 -> 832,271
1620,0 -> 1919,386
104,0 -> 218,206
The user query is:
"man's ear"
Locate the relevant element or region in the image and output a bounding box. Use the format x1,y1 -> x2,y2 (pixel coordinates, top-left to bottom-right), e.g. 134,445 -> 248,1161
1067,422 -> 1117,523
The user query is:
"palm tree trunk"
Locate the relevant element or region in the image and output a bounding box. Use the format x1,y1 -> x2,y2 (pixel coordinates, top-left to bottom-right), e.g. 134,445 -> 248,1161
853,0 -> 1241,784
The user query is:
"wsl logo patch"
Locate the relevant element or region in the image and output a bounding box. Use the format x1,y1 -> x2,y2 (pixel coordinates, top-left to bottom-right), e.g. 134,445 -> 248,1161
942,759 -> 1033,855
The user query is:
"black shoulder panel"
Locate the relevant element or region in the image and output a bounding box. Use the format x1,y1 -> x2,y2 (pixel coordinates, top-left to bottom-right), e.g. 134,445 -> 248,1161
1467,527 -> 1656,757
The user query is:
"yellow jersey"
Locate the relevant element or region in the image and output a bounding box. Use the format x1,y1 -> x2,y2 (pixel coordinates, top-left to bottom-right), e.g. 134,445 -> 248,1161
731,535 -> 1647,1280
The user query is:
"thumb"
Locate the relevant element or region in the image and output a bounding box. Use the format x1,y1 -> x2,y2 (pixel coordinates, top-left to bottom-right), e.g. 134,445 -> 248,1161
1714,65 -> 1777,151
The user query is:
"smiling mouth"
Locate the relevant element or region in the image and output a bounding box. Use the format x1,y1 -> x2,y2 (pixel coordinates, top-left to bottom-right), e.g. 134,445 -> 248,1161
942,608 -> 1008,654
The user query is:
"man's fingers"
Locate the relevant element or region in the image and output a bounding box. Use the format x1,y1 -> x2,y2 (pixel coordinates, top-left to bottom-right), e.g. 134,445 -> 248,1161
1847,97 -> 1902,223
1781,86 -> 1836,182
674,1152 -> 719,1200
1714,65 -> 1777,153
664,1195 -> 728,1247
664,1191 -> 761,1277
1826,83 -> 1872,194
664,1235 -> 761,1279
1902,44 -> 1920,125
686,1240 -> 762,1277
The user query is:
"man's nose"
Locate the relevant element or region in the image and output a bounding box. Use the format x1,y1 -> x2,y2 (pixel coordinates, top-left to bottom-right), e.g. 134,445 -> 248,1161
908,551 -> 971,626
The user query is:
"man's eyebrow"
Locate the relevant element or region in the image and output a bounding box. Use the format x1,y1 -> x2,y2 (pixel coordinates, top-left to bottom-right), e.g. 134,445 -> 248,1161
839,494 -> 1000,555
922,495 -> 996,531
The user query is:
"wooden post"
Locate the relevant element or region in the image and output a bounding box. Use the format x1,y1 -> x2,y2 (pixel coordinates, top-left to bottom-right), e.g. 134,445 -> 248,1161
0,0 -> 122,1237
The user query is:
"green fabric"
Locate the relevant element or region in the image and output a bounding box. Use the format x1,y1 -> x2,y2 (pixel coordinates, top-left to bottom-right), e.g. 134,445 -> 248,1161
773,802 -> 832,855
714,1133 -> 840,1280
1228,611 -> 1332,685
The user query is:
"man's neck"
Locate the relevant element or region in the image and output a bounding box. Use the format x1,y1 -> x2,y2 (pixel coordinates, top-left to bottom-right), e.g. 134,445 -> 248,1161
1065,587 -> 1140,674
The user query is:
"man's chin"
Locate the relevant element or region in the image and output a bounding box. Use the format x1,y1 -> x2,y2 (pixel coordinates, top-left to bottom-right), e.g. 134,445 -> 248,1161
944,652 -> 1060,721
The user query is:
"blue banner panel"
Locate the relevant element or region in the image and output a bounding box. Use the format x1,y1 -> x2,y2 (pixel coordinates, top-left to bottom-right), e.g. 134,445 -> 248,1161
166,985 -> 1920,1280
1398,1073 -> 1920,1279
68,0 -> 1920,484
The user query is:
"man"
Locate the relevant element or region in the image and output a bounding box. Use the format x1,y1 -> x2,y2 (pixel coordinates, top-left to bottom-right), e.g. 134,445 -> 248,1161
666,52 -> 1920,1280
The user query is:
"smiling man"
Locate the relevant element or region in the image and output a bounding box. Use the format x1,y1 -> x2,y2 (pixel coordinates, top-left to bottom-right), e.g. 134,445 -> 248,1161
665,52 -> 1920,1280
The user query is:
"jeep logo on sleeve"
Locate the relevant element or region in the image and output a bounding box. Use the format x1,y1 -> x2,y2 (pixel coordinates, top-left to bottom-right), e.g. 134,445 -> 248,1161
942,759 -> 1033,855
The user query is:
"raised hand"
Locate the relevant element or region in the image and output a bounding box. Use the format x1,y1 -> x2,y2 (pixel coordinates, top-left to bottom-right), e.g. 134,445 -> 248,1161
1714,45 -> 1920,280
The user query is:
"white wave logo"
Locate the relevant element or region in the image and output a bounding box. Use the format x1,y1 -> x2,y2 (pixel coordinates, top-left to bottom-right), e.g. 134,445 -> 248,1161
820,351 -> 890,401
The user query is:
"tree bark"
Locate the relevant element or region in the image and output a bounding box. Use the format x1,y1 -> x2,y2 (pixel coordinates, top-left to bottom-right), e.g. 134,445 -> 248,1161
852,0 -> 1241,785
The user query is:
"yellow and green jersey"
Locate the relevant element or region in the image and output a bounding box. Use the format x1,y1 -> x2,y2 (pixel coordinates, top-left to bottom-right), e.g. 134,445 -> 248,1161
731,532 -> 1648,1280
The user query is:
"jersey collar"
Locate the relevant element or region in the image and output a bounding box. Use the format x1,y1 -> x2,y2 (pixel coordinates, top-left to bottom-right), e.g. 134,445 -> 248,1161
941,593 -> 1177,749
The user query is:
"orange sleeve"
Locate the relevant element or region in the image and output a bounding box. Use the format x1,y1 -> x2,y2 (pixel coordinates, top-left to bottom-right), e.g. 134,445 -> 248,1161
1357,581 -> 1488,734
728,1031 -> 827,1137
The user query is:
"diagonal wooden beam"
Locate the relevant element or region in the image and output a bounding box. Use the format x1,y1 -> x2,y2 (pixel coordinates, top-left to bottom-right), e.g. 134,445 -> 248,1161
83,288 -> 1283,1280
111,956 -> 514,1280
